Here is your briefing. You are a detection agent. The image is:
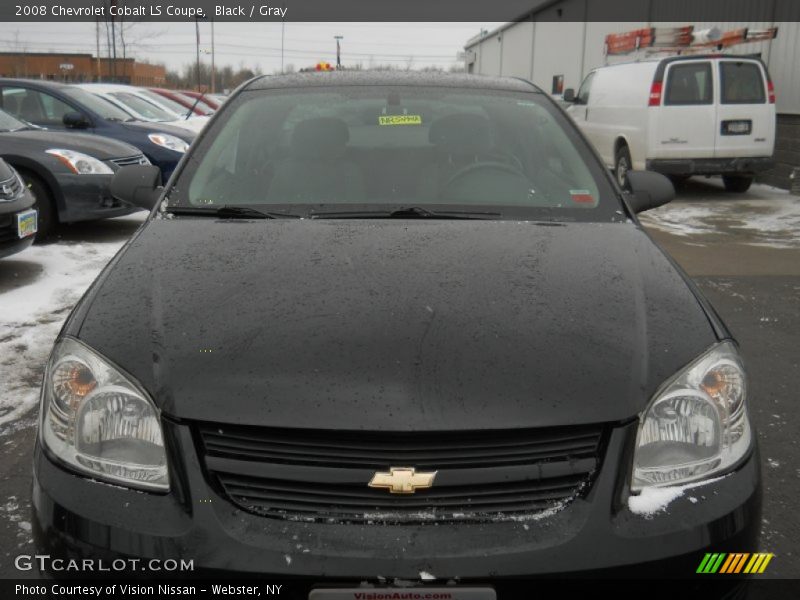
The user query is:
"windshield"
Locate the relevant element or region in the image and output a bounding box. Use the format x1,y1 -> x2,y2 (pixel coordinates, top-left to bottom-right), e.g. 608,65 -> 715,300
109,91 -> 175,121
0,108 -> 27,131
63,87 -> 132,121
171,85 -> 620,221
138,90 -> 186,117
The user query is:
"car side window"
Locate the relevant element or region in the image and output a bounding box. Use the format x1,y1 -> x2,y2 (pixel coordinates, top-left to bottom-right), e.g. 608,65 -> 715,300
0,87 -> 74,127
576,72 -> 595,105
665,62 -> 713,105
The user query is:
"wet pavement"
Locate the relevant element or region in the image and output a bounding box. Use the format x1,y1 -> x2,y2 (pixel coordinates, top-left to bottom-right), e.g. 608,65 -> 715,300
0,178 -> 798,577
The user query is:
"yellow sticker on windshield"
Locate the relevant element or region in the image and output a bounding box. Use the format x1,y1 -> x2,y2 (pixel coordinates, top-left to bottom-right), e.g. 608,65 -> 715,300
378,115 -> 422,126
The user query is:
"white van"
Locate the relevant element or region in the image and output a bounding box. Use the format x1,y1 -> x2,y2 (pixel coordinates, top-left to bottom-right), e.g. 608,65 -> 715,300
564,55 -> 776,192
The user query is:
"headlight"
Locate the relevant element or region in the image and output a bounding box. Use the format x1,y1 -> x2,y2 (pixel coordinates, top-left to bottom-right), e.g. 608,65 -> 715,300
632,341 -> 751,491
40,337 -> 169,491
45,149 -> 113,175
148,133 -> 189,153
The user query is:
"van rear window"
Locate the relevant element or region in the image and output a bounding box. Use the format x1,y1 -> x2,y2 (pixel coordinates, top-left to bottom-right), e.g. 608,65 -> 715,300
665,63 -> 712,105
720,62 -> 765,104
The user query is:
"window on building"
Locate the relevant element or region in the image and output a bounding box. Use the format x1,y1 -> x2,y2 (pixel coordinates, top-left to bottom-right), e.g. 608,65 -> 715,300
552,75 -> 564,95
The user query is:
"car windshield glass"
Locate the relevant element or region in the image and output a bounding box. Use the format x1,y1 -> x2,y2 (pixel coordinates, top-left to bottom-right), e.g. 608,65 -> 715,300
139,90 -> 186,116
110,92 -> 175,121
0,108 -> 27,131
170,85 -> 620,221
63,87 -> 133,121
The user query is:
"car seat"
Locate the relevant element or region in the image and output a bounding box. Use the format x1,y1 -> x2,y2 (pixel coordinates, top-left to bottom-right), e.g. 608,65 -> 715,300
267,117 -> 365,203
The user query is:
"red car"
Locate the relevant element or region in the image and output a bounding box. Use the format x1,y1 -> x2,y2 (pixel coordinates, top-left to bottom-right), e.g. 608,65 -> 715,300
180,90 -> 224,111
148,88 -> 214,116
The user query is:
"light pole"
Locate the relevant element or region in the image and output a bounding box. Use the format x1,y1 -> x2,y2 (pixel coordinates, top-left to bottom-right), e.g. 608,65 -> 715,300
211,18 -> 215,93
334,35 -> 343,69
195,17 -> 201,90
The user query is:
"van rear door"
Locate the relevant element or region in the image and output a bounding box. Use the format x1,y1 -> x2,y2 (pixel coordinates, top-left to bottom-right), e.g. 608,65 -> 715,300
653,60 -> 716,158
714,59 -> 775,158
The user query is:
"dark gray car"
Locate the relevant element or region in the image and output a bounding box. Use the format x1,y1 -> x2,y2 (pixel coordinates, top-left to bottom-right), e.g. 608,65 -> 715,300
0,108 -> 146,237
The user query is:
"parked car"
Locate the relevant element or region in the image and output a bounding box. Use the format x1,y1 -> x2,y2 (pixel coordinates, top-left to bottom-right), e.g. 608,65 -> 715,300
76,83 -> 209,134
0,79 -> 195,180
149,87 -> 215,116
32,72 -> 759,582
0,108 -> 145,237
0,156 -> 36,258
564,55 -> 776,192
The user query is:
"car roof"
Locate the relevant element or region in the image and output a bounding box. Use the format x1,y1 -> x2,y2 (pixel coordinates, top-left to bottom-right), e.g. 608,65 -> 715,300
0,78 -> 70,90
243,71 -> 544,93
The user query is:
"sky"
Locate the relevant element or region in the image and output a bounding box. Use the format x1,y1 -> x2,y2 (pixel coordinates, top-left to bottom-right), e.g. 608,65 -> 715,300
0,22 -> 504,74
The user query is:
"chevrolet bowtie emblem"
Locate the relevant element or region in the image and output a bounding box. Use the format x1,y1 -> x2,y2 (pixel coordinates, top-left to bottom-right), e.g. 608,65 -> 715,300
368,467 -> 437,494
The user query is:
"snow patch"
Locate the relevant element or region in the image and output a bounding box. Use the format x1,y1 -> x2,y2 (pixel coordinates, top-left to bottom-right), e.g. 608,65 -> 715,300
0,215 -> 144,426
628,476 -> 727,516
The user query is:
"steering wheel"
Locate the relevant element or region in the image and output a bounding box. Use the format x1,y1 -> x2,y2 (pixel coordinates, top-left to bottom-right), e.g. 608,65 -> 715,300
442,161 -> 528,192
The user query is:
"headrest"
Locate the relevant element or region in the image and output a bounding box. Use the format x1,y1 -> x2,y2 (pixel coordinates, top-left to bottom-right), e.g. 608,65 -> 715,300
429,113 -> 491,155
291,117 -> 349,159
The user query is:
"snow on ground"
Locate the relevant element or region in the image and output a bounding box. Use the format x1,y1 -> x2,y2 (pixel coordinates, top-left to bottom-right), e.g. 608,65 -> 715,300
0,214 -> 146,426
640,183 -> 800,249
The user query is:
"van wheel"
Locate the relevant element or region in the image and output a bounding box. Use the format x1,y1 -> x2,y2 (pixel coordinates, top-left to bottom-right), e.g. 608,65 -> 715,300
23,174 -> 57,241
614,145 -> 632,190
722,175 -> 753,193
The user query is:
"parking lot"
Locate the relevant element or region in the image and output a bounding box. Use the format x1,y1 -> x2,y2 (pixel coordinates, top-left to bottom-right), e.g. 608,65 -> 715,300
0,177 -> 798,578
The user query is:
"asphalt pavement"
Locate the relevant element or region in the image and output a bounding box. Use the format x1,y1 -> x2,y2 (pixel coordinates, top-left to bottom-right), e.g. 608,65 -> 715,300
0,178 -> 798,578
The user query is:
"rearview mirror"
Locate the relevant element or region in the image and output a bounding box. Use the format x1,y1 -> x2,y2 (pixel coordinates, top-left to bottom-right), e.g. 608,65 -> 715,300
63,111 -> 90,129
625,171 -> 674,213
110,165 -> 163,210
562,88 -> 576,103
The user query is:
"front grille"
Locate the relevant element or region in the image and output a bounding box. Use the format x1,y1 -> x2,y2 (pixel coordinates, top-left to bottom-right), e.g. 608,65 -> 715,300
109,154 -> 149,168
0,174 -> 23,202
198,423 -> 606,523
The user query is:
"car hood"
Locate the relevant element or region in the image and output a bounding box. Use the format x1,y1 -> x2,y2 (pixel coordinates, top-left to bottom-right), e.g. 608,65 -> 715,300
74,218 -> 717,431
121,120 -> 196,141
0,130 -> 141,159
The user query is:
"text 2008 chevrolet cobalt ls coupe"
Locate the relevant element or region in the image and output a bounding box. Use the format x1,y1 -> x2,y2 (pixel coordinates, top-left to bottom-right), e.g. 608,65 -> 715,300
32,73 -> 760,587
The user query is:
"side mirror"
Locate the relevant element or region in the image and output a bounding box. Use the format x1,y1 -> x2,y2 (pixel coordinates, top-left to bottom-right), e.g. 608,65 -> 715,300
63,111 -> 90,129
110,165 -> 162,210
563,88 -> 576,103
625,171 -> 675,213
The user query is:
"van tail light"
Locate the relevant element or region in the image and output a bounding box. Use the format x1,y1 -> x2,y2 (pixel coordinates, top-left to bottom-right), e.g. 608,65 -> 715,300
767,79 -> 775,104
648,81 -> 663,106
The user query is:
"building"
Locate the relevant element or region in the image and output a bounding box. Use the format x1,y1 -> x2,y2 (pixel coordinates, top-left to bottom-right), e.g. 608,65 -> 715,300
464,2 -> 800,189
0,52 -> 166,87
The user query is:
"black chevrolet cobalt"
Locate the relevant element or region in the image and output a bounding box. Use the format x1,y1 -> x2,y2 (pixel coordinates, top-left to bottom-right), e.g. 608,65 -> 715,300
32,73 -> 760,587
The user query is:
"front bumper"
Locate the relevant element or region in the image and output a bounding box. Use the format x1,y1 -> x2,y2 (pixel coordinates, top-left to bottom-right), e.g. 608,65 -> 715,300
31,419 -> 762,581
646,157 -> 774,176
54,173 -> 138,224
0,188 -> 37,258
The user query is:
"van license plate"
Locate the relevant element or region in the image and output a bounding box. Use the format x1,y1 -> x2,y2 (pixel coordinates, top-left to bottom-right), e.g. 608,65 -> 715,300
310,588 -> 496,600
17,209 -> 38,239
722,120 -> 751,135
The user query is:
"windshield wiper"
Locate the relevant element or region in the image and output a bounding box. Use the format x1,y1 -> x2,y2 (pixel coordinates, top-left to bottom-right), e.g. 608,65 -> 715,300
311,206 -> 501,220
166,205 -> 302,219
